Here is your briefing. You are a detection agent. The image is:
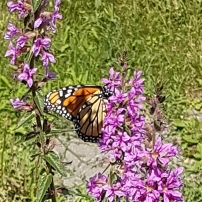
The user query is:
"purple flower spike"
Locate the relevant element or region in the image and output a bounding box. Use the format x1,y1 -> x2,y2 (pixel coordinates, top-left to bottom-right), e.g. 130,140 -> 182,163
4,21 -> 21,39
87,67 -> 184,202
32,37 -> 51,57
18,64 -> 37,87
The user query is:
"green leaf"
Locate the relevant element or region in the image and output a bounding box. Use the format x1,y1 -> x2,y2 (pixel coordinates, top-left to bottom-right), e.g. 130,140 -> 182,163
32,0 -> 42,13
15,111 -> 35,129
196,143 -> 202,156
183,135 -> 199,144
196,78 -> 202,86
36,173 -> 53,202
194,102 -> 202,110
0,75 -> 12,89
24,50 -> 34,64
44,151 -> 67,176
91,28 -> 99,39
34,90 -> 44,115
95,0 -> 102,9
172,119 -> 186,128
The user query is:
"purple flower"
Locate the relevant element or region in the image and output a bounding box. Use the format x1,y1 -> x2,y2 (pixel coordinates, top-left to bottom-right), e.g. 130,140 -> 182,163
99,125 -> 115,151
4,21 -> 21,39
109,89 -> 127,103
10,98 -> 26,109
159,168 -> 184,202
48,0 -> 62,32
105,108 -> 125,129
130,170 -> 161,201
124,146 -> 142,168
5,42 -> 20,65
89,67 -> 183,202
48,10 -> 62,33
34,0 -> 62,33
16,35 -> 28,47
103,182 -> 126,202
45,66 -> 57,80
111,131 -> 131,152
32,37 -> 51,57
10,98 -> 33,111
129,71 -> 145,95
18,64 -> 37,87
7,1 -> 27,18
87,173 -> 108,202
102,67 -> 121,91
138,137 -> 178,168
55,0 -> 61,11
34,14 -> 47,29
41,51 -> 56,67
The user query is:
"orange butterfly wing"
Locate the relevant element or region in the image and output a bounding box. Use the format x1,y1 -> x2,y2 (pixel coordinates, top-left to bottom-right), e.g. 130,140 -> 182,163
44,85 -> 111,142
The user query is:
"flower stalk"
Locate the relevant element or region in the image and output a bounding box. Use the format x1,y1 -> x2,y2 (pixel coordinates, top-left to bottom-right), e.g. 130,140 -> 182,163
5,0 -> 63,201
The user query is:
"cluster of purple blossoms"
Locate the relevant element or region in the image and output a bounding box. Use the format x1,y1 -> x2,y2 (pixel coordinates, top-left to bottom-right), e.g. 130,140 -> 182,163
5,0 -> 61,110
87,67 -> 184,202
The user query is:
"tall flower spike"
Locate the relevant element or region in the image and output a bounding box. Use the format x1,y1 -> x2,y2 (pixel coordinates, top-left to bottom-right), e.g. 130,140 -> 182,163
87,66 -> 183,202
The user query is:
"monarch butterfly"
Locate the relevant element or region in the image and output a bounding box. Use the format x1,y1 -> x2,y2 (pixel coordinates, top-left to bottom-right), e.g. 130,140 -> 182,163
44,85 -> 112,142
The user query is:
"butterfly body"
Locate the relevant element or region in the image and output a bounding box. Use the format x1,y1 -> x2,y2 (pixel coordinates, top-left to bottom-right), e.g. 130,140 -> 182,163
44,85 -> 111,142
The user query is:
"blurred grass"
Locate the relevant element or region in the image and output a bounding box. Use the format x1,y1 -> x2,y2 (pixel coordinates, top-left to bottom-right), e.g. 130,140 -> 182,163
1,0 -> 202,201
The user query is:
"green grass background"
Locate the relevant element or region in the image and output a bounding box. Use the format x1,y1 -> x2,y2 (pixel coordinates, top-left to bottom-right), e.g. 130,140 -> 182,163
0,0 -> 202,201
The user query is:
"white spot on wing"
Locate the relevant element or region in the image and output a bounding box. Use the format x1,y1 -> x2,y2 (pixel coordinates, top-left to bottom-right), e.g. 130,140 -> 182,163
59,91 -> 63,97
56,100 -> 61,104
67,89 -> 73,94
65,93 -> 71,98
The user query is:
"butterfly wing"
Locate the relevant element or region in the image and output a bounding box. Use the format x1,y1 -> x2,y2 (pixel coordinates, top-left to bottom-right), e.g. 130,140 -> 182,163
44,85 -> 111,142
74,93 -> 108,142
44,85 -> 103,121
